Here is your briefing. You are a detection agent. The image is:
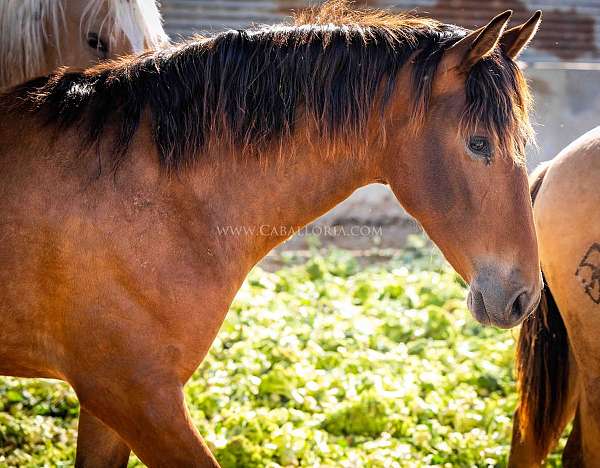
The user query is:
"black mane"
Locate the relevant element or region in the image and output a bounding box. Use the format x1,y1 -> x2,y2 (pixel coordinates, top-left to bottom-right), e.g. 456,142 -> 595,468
4,7 -> 531,171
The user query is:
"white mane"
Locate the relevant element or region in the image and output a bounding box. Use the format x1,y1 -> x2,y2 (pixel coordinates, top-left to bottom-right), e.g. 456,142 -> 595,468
0,0 -> 63,88
0,0 -> 169,88
82,0 -> 169,54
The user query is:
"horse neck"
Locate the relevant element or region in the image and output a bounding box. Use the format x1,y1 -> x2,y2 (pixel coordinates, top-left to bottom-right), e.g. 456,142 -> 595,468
182,68 -> 420,270
190,140 -> 384,266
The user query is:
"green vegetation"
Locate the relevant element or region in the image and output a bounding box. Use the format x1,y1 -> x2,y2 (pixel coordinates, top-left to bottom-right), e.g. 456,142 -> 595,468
0,238 -> 565,467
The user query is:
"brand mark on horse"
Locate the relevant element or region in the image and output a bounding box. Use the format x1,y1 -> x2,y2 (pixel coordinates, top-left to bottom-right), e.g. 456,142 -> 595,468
575,243 -> 600,304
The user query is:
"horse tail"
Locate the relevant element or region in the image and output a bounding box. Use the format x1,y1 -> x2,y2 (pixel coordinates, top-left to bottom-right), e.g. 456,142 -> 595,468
514,161 -> 571,459
529,161 -> 550,203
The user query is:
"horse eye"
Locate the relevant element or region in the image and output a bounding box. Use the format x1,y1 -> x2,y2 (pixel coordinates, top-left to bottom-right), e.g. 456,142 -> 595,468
87,33 -> 109,57
468,136 -> 491,161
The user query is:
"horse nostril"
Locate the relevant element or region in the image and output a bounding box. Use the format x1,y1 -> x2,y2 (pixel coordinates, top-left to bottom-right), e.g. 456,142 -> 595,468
508,291 -> 528,320
468,287 -> 492,326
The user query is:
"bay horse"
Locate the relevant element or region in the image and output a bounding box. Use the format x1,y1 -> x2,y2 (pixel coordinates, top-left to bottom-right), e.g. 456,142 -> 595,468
0,2 -> 542,466
510,126 -> 600,467
0,0 -> 168,90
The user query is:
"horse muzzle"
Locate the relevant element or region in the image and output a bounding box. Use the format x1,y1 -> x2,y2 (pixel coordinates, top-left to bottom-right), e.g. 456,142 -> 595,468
467,266 -> 542,329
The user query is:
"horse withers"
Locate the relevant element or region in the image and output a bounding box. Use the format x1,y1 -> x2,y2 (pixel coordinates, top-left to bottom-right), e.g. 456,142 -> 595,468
511,126 -> 600,467
0,2 -> 542,466
0,0 -> 168,90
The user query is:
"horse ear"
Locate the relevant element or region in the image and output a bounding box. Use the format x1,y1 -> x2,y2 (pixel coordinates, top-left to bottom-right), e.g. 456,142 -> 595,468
448,10 -> 513,73
499,10 -> 542,60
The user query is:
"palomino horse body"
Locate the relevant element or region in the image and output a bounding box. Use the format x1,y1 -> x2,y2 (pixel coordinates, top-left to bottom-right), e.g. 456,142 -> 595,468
0,0 -> 168,89
0,3 -> 542,466
511,126 -> 600,467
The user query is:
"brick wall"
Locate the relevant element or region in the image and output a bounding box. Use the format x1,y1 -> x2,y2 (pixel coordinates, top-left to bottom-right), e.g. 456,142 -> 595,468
162,0 -> 600,63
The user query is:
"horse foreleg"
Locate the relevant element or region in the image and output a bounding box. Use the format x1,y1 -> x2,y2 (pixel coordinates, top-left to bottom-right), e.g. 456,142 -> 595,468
78,381 -> 219,468
75,408 -> 130,468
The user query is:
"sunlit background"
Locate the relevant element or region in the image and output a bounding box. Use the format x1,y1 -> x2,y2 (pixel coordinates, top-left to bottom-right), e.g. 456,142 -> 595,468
1,1 -> 598,466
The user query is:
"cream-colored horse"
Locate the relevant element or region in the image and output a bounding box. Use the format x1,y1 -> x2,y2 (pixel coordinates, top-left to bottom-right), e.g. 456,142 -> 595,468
511,126 -> 600,467
0,0 -> 168,89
